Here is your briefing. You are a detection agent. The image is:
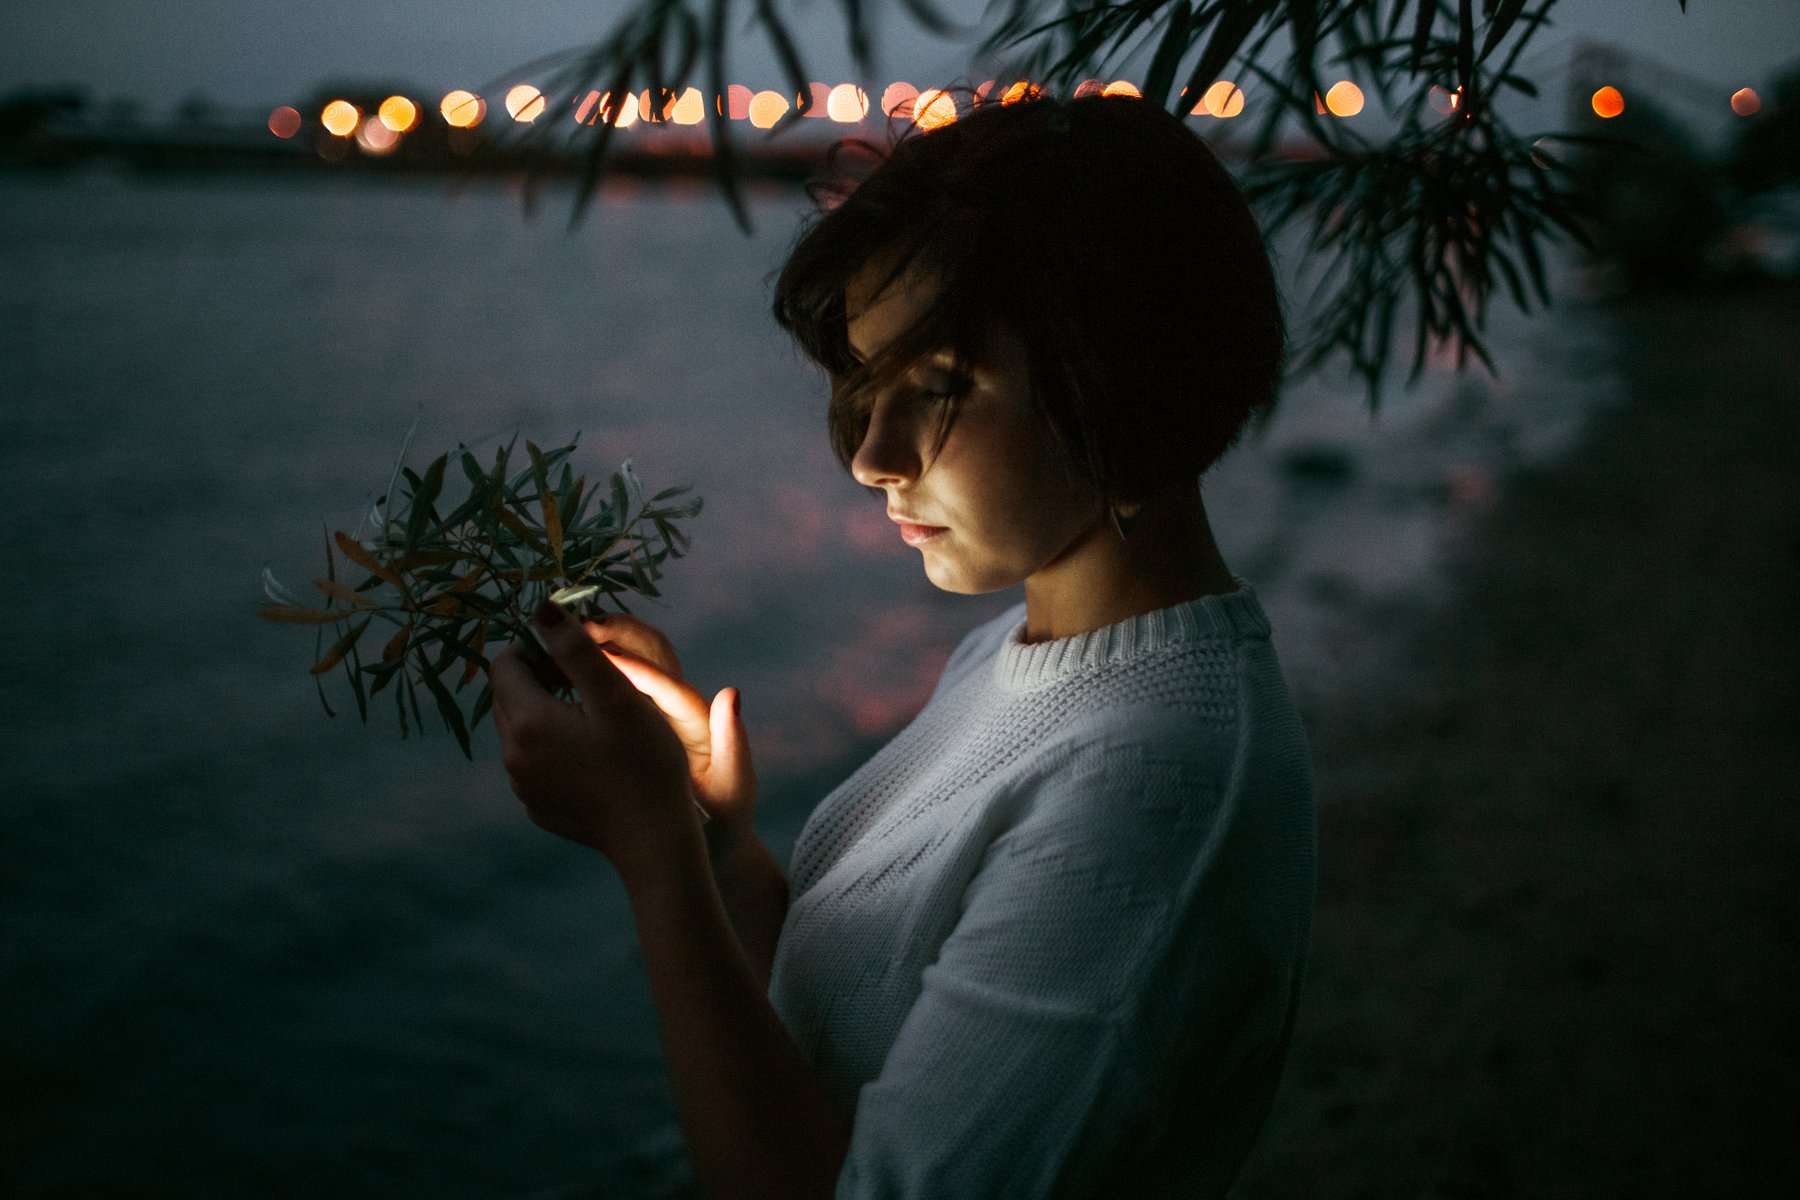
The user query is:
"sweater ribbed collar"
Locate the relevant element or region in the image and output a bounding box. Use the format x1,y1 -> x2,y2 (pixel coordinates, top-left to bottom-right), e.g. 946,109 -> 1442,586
992,577 -> 1270,693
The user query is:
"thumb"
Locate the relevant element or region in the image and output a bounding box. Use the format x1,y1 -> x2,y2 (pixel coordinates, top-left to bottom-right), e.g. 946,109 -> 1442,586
706,687 -> 757,811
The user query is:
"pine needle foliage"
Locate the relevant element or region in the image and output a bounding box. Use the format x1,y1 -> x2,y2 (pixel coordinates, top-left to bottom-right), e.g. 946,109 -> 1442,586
498,0 -> 1689,407
259,434 -> 703,759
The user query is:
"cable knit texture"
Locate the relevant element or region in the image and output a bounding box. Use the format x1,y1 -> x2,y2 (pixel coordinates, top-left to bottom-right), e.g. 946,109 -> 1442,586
768,577 -> 1317,1199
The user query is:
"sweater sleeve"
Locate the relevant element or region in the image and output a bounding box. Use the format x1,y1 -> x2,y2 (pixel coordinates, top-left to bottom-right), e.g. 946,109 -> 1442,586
833,707 -> 1311,1199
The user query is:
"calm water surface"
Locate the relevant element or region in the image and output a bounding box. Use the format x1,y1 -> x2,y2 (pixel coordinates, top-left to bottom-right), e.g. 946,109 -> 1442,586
0,170 -> 1620,1197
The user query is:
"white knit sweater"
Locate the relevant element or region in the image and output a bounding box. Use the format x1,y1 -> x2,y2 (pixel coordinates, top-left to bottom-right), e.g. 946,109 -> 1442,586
767,578 -> 1317,1199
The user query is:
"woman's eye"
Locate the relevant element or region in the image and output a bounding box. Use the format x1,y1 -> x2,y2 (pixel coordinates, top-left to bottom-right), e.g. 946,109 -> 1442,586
915,374 -> 968,402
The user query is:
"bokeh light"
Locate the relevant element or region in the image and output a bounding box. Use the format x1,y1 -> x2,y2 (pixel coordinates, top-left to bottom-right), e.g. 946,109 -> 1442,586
320,100 -> 360,137
1731,87 -> 1761,116
726,84 -> 753,120
882,82 -> 919,119
913,88 -> 957,130
355,115 -> 400,154
1001,80 -> 1042,105
1591,86 -> 1625,118
670,87 -> 705,125
1325,80 -> 1365,117
1428,85 -> 1462,116
441,90 -> 484,128
748,90 -> 789,129
377,95 -> 418,132
505,84 -> 546,123
826,84 -> 869,123
1074,79 -> 1106,98
1198,80 -> 1244,117
267,106 -> 301,138
1102,80 -> 1142,98
801,82 -> 830,117
609,91 -> 641,128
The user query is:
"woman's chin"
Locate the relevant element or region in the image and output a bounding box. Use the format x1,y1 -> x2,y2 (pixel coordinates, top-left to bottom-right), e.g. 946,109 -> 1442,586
922,555 -> 1016,597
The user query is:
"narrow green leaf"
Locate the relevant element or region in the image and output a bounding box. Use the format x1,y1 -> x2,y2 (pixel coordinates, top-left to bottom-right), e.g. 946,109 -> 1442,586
1412,0 -> 1440,69
313,669 -> 337,719
1480,0 -> 1529,61
1456,0 -> 1475,92
1143,1 -> 1194,110
345,627 -> 370,722
404,454 -> 448,552
420,667 -> 472,759
471,681 -> 494,729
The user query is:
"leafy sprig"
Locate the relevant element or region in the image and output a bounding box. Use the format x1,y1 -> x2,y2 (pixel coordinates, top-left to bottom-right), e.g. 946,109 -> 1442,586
260,433 -> 703,759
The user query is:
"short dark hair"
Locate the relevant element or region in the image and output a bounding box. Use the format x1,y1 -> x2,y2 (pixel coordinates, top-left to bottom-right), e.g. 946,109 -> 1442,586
772,93 -> 1285,505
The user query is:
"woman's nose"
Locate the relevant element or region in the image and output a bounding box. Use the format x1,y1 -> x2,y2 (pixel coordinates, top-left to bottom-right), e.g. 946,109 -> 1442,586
849,402 -> 923,489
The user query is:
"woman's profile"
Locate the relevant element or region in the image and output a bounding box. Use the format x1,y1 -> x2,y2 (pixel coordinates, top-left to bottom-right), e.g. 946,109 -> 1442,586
488,93 -> 1317,1200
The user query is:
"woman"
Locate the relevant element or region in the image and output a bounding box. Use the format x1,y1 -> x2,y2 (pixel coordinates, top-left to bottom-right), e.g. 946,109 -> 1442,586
489,94 -> 1316,1199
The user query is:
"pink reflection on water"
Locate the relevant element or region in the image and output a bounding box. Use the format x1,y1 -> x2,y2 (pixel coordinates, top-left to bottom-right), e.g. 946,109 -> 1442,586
816,604 -> 955,737
747,601 -> 959,777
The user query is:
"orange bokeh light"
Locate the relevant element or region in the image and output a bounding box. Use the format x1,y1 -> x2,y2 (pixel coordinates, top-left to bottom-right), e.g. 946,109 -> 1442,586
748,89 -> 789,129
1102,80 -> 1142,99
378,95 -> 417,132
608,92 -> 641,128
913,88 -> 957,130
441,90 -> 484,128
1731,87 -> 1761,116
826,83 -> 869,123
1591,86 -> 1625,118
670,87 -> 705,125
1001,80 -> 1042,106
505,84 -> 546,123
1325,80 -> 1365,117
320,100 -> 360,137
268,106 -> 301,138
1195,80 -> 1244,117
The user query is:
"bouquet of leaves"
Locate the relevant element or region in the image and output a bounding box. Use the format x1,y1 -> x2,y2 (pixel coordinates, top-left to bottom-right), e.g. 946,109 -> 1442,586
259,432 -> 702,759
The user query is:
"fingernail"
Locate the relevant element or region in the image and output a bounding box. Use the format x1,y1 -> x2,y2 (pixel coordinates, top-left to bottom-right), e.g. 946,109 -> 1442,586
533,599 -> 566,627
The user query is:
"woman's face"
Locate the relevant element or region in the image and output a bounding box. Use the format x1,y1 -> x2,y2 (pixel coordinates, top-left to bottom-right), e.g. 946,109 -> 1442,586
844,264 -> 1108,596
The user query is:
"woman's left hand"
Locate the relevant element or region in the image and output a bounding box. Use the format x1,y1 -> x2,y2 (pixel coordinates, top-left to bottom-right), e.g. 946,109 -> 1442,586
489,600 -> 699,879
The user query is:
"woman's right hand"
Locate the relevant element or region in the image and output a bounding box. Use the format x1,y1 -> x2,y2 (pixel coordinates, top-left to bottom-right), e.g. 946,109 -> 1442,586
577,611 -> 758,836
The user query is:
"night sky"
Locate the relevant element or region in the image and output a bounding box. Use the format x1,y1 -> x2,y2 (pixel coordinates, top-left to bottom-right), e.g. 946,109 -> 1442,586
2,0 -> 1796,125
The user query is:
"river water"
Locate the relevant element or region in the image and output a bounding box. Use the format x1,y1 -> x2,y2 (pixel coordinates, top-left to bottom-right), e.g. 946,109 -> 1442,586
0,168 -> 1621,1197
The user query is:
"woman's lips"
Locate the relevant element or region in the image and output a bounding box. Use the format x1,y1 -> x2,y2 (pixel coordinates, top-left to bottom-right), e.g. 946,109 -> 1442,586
898,522 -> 947,546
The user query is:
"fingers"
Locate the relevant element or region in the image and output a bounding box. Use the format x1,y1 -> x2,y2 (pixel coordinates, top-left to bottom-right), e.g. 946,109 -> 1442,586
603,647 -> 712,758
585,611 -> 684,680
530,601 -> 631,709
708,686 -> 757,803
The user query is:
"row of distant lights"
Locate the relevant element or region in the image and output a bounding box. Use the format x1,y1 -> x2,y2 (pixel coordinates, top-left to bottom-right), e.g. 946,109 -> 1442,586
266,78 -> 1384,147
267,80 -> 1770,147
1591,84 -> 1763,118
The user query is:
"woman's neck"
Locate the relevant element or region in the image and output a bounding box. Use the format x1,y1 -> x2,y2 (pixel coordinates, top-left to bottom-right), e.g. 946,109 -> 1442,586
1020,483 -> 1236,644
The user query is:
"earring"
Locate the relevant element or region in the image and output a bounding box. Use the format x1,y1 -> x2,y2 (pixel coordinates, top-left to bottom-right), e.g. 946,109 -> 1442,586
1109,502 -> 1141,542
